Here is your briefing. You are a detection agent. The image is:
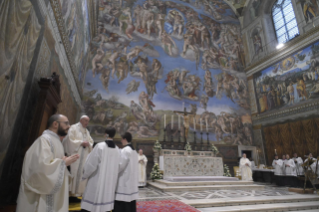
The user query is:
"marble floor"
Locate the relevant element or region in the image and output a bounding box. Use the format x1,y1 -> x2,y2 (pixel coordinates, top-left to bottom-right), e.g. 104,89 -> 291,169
138,183 -> 296,201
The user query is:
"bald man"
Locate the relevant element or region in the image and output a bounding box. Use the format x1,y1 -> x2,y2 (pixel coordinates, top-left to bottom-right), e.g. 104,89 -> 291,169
63,115 -> 94,199
17,114 -> 79,212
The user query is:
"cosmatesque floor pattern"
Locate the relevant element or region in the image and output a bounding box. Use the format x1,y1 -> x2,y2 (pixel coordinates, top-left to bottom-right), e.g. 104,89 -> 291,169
137,183 -> 296,201
69,183 -> 299,211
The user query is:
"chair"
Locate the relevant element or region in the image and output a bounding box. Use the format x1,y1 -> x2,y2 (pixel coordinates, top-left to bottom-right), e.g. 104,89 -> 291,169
233,166 -> 242,180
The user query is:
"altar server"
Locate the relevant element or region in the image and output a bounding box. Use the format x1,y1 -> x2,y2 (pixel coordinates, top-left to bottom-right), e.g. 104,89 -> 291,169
304,153 -> 317,171
272,155 -> 284,186
114,132 -> 139,212
239,153 -> 253,181
293,153 -> 304,176
81,127 -> 121,212
16,114 -> 79,212
307,153 -> 319,176
284,154 -> 297,187
63,115 -> 94,198
138,149 -> 148,187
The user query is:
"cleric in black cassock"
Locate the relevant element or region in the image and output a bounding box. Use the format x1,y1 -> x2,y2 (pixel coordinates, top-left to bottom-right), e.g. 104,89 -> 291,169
113,132 -> 139,212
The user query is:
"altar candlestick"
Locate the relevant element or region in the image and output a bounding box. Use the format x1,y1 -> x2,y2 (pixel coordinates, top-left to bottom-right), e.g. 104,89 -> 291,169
178,115 -> 180,130
205,118 -> 208,132
164,114 -> 166,127
193,117 -> 196,131
182,102 -> 184,111
171,115 -> 174,129
200,118 -> 202,132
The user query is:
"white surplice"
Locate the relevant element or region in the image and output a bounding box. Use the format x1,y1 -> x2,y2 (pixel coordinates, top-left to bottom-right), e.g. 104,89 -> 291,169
293,157 -> 304,175
284,159 -> 296,176
310,159 -> 319,176
81,140 -> 121,212
272,159 -> 284,176
63,122 -> 94,196
138,154 -> 148,186
16,130 -> 69,212
115,144 -> 139,202
239,158 -> 253,181
304,158 -> 317,173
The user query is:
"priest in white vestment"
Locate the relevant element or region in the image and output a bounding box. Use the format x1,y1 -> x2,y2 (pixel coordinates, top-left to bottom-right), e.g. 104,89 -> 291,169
114,132 -> 139,212
16,114 -> 80,212
293,153 -> 304,176
63,115 -> 94,197
138,149 -> 148,187
81,127 -> 121,212
239,153 -> 253,181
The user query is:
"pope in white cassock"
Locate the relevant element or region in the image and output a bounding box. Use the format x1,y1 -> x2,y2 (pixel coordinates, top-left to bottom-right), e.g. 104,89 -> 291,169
239,153 -> 253,181
138,149 -> 148,187
63,115 -> 94,197
81,127 -> 122,212
16,114 -> 80,212
114,132 -> 139,212
293,153 -> 304,176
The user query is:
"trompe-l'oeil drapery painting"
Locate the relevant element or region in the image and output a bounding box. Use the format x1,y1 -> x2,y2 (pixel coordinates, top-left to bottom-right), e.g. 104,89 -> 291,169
81,0 -> 253,145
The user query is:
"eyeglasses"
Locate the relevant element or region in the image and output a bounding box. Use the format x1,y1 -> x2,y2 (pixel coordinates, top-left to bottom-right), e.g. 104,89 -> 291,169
57,121 -> 70,126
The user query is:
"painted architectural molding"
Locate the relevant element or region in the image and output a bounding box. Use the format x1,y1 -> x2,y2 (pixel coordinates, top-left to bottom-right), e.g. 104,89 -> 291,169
246,26 -> 319,76
48,0 -> 82,98
46,1 -> 82,106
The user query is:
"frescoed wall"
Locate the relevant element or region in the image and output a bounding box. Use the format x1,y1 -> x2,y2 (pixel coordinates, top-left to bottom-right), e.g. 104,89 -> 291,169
83,0 -> 254,148
254,41 -> 319,114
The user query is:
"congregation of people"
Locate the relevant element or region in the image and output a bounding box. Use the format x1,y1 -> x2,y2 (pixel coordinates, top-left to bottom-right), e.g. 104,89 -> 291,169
272,153 -> 319,187
15,114 -> 148,212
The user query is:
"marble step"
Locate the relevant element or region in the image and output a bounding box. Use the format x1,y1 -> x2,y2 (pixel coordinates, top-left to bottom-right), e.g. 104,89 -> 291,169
289,210 -> 319,212
147,181 -> 265,192
198,200 -> 319,212
181,194 -> 319,208
154,179 -> 254,187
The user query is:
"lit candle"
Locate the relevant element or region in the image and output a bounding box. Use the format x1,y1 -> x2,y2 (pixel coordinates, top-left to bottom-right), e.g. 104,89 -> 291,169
178,115 -> 180,130
193,117 -> 196,131
171,115 -> 174,129
205,118 -> 208,132
164,114 -> 166,128
200,118 -> 202,132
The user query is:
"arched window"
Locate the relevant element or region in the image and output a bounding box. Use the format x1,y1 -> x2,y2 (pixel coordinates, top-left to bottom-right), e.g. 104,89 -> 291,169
272,0 -> 299,44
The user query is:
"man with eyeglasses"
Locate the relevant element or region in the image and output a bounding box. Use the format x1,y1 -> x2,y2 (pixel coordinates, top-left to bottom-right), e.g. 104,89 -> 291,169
63,115 -> 94,201
16,114 -> 80,212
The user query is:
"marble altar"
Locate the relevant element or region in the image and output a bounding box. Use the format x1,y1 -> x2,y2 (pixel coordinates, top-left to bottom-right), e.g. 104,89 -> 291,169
162,153 -> 223,179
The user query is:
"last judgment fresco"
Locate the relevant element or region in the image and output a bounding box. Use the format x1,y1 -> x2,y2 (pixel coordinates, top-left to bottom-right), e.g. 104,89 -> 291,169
82,0 -> 253,145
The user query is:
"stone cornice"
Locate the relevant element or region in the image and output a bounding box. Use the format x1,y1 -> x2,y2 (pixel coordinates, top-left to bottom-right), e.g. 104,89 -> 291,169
252,101 -> 319,126
245,25 -> 319,76
49,0 -> 83,98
